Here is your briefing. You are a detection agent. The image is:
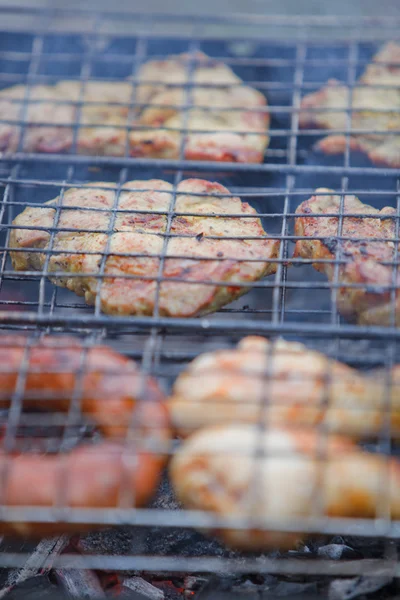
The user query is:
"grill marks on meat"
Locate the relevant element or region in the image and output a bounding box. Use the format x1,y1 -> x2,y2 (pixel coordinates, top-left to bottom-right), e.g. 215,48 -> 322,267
0,53 -> 269,162
0,334 -> 170,537
168,335 -> 400,439
10,179 -> 279,317
299,42 -> 400,167
294,188 -> 399,326
170,424 -> 400,550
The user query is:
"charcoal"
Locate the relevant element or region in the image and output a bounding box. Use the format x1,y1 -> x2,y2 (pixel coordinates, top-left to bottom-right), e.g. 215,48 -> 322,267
234,580 -> 262,593
116,589 -> 158,600
196,574 -> 317,600
54,568 -> 105,598
317,544 -> 362,560
339,539 -> 386,558
261,594 -> 324,600
183,576 -> 208,592
328,576 -> 393,600
122,577 -> 164,600
116,593 -> 150,600
196,585 -> 323,600
195,594 -> 276,600
151,582 -> 182,600
268,581 -> 319,597
144,476 -> 238,562
143,526 -> 229,560
75,529 -> 135,558
0,536 -> 68,598
150,474 -> 181,511
183,576 -> 209,598
284,549 -> 319,560
3,574 -> 67,600
194,576 -> 248,599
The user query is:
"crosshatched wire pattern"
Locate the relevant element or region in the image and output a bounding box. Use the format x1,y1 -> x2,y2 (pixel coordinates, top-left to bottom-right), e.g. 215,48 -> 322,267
0,6 -> 399,578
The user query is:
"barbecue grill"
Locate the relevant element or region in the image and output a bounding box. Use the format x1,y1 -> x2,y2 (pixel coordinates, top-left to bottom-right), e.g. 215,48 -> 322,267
0,5 -> 400,599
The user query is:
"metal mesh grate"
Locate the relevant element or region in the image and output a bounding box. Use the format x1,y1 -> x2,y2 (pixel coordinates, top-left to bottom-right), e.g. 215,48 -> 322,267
0,6 -> 399,579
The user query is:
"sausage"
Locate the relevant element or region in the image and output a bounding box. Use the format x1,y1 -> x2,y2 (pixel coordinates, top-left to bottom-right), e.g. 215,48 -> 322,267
0,334 -> 170,537
0,334 -> 167,438
170,424 -> 400,550
0,441 -> 166,538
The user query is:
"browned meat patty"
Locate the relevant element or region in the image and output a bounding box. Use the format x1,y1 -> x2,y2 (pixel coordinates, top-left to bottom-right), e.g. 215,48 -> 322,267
294,188 -> 399,326
10,179 -> 279,317
0,53 -> 269,163
299,42 -> 400,168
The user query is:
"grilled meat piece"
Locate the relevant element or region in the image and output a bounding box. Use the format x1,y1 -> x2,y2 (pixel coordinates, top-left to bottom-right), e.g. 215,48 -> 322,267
129,52 -> 269,163
0,334 -> 170,537
0,81 -> 133,155
294,187 -> 398,326
10,179 -> 279,317
170,424 -> 400,550
0,52 -> 269,162
168,335 -> 400,439
299,42 -> 400,167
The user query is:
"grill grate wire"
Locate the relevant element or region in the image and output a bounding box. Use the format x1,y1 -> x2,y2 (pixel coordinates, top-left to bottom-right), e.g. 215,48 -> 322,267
0,6 -> 399,577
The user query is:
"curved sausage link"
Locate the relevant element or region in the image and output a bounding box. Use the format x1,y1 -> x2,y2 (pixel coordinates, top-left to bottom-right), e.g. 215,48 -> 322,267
0,441 -> 164,537
0,334 -> 170,537
0,334 -> 167,438
170,424 -> 400,550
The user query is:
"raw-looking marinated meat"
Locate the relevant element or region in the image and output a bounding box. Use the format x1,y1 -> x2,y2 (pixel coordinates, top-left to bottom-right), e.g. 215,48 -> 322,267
299,42 -> 400,167
10,179 -> 279,317
294,188 -> 399,326
0,334 -> 170,537
0,53 -> 269,162
170,424 -> 400,550
168,335 -> 400,439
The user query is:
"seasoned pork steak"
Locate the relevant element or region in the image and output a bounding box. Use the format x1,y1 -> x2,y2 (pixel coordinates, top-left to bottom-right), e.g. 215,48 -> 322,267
0,53 -> 269,163
299,42 -> 400,167
294,188 -> 399,325
10,179 -> 279,317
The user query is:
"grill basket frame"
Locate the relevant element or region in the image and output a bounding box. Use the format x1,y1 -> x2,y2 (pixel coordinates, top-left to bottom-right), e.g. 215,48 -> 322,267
0,5 -> 399,578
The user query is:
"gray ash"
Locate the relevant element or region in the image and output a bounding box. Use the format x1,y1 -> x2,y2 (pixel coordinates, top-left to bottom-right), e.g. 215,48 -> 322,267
74,530 -> 134,559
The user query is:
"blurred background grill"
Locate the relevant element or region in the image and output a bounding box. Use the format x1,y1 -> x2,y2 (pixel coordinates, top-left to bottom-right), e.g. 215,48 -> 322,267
0,4 -> 399,599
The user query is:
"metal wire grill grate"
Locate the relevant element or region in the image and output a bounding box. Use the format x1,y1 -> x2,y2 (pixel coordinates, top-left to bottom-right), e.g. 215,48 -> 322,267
0,6 -> 399,579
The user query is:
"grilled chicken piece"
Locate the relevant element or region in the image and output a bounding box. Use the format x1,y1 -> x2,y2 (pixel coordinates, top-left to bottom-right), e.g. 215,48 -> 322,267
0,333 -> 170,538
168,335 -> 400,439
170,424 -> 400,550
10,179 -> 279,317
0,53 -> 269,163
299,42 -> 400,167
294,188 -> 399,326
